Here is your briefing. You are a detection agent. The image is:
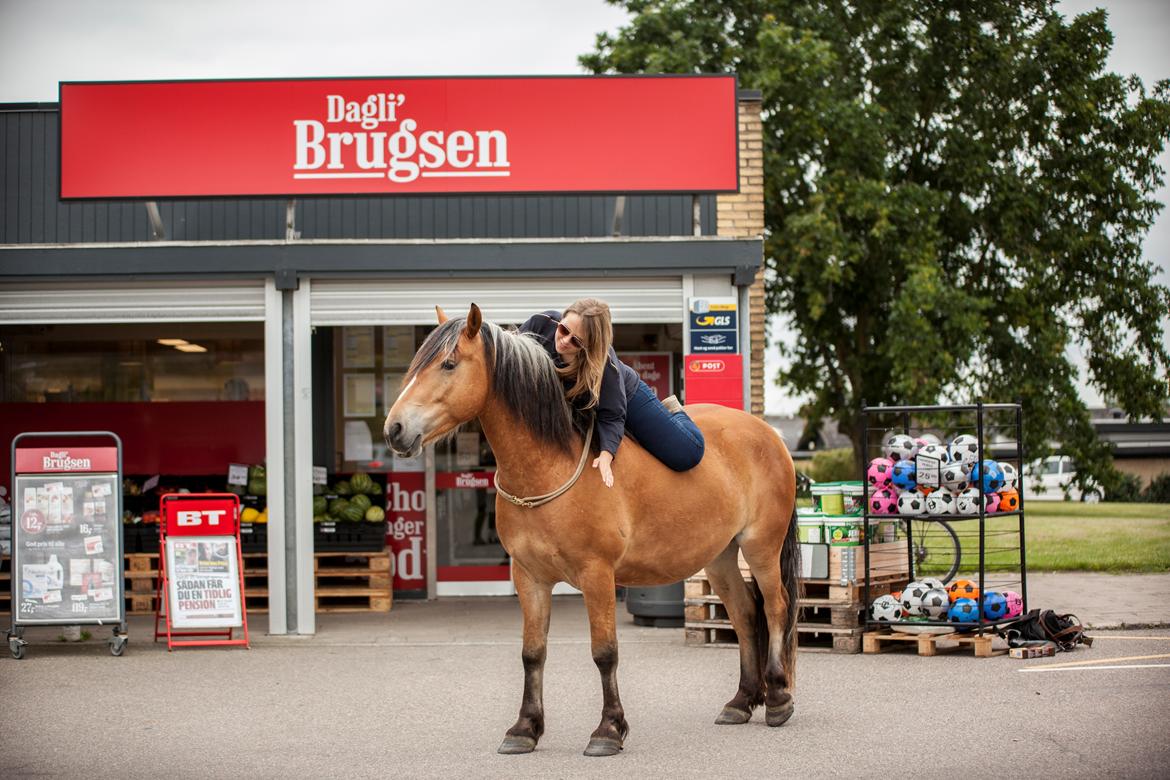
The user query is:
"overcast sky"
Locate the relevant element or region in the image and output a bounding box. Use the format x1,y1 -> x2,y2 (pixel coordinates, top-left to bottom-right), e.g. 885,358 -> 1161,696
1,0 -> 1166,414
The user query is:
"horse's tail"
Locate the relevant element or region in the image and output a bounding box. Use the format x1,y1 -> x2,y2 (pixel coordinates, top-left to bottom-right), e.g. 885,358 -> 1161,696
779,506 -> 801,688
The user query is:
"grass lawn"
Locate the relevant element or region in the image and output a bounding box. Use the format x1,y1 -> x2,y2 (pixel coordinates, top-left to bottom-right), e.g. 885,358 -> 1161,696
918,501 -> 1170,574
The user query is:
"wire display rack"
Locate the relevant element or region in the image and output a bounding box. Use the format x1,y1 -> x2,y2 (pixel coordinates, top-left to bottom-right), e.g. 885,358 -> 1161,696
861,402 -> 1029,635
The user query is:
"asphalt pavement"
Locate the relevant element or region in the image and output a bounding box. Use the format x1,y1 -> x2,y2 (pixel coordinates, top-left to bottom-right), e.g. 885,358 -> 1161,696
2,579 -> 1168,779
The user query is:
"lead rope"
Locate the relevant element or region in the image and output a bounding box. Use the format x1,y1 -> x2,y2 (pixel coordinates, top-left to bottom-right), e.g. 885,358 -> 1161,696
494,423 -> 594,509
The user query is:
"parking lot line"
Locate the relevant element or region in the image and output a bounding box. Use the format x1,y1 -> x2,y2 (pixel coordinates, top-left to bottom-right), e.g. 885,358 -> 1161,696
1018,652 -> 1170,671
1019,663 -> 1170,673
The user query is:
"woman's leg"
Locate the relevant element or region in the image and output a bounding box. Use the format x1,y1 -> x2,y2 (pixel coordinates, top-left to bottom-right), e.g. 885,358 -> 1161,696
623,381 -> 705,471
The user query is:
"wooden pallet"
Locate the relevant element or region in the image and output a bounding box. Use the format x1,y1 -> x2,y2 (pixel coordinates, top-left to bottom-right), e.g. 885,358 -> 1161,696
686,566 -> 907,604
685,596 -> 862,629
683,619 -> 864,654
862,628 -> 1006,657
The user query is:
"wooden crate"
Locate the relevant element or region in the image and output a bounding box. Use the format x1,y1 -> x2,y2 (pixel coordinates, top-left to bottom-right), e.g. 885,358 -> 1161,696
683,617 -> 864,654
313,551 -> 393,613
862,628 -> 1006,658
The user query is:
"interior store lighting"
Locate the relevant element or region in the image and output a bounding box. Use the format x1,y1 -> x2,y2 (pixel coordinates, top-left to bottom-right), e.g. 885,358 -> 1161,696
174,344 -> 208,353
157,338 -> 188,346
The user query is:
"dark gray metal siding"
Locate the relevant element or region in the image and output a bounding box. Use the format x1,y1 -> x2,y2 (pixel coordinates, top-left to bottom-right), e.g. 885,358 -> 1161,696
1,107 -> 716,244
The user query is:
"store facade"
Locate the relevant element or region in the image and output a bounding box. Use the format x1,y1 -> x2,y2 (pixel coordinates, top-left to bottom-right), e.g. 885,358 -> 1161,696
1,76 -> 766,634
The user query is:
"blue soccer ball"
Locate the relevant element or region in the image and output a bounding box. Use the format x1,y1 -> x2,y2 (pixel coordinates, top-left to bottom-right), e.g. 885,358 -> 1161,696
969,460 -> 1005,493
948,598 -> 979,624
891,459 -> 917,491
982,591 -> 1009,621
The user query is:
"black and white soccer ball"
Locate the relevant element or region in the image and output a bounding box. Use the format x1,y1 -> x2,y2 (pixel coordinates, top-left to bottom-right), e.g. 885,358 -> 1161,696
870,594 -> 903,622
920,587 -> 951,619
882,433 -> 919,462
917,442 -> 950,466
1000,462 -> 1019,489
901,581 -> 930,616
925,486 -> 956,515
948,434 -> 980,469
920,577 -> 946,592
941,464 -> 970,492
955,487 -> 982,515
896,489 -> 926,516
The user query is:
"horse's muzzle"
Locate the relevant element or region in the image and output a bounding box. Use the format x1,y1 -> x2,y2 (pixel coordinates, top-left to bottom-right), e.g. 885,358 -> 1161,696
384,422 -> 422,457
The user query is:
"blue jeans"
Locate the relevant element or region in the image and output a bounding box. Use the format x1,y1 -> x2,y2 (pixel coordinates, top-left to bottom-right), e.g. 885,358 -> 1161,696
624,381 -> 705,471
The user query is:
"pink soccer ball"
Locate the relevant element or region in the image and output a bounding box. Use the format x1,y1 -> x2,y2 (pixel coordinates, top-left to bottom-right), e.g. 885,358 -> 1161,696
869,487 -> 899,515
867,457 -> 895,488
984,490 -> 1001,514
1002,590 -> 1024,619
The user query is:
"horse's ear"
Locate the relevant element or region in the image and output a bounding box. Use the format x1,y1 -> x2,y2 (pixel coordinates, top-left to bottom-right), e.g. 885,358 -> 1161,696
435,305 -> 449,324
463,303 -> 482,340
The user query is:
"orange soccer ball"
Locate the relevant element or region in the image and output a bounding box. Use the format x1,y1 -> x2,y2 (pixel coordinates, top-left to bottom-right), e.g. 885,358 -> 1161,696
948,579 -> 979,603
999,488 -> 1020,512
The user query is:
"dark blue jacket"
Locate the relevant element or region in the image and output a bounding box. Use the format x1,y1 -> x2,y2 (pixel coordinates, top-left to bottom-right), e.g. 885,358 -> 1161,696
519,311 -> 640,457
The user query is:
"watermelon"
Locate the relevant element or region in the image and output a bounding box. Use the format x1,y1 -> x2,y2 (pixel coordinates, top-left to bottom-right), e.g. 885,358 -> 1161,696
339,505 -> 365,522
364,506 -> 385,523
313,496 -> 328,515
313,514 -> 328,524
328,498 -> 351,517
247,465 -> 267,496
350,472 -> 374,494
350,494 -> 372,513
368,482 -> 383,495
334,480 -> 352,496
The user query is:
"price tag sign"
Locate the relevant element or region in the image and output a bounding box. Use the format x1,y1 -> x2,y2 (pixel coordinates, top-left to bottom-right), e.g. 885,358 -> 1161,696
916,454 -> 941,489
312,466 -> 328,486
227,463 -> 249,486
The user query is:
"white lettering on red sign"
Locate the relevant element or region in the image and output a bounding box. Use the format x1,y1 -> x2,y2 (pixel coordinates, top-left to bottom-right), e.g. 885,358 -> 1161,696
690,360 -> 726,373
455,473 -> 490,489
388,481 -> 426,513
42,450 -> 92,471
176,510 -> 227,527
293,92 -> 510,183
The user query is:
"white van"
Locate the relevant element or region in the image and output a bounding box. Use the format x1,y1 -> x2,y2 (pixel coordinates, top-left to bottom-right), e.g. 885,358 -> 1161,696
1023,456 -> 1101,503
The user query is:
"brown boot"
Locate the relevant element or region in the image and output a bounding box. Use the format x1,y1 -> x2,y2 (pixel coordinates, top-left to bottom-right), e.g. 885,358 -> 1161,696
661,394 -> 683,414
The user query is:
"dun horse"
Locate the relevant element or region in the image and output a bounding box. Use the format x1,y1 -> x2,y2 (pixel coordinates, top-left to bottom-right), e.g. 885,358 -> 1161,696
384,304 -> 799,756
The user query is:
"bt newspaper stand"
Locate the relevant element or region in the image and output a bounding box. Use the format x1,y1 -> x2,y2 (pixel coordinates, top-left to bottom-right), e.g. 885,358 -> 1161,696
8,431 -> 128,659
154,493 -> 250,650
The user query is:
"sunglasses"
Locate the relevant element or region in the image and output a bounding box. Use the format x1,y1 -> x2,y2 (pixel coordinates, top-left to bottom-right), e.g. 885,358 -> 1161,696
556,322 -> 586,351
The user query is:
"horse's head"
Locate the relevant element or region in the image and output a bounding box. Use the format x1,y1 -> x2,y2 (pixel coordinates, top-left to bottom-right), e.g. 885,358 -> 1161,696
384,303 -> 490,457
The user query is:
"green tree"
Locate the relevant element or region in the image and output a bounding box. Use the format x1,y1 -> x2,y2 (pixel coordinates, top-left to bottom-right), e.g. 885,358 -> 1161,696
583,1 -> 1170,488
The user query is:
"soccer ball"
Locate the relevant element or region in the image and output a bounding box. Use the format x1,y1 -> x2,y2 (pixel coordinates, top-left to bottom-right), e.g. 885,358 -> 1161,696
948,598 -> 979,624
921,577 -> 946,591
984,490 -> 1002,514
1000,462 -> 1019,489
955,487 -> 982,515
882,433 -> 919,462
870,487 -> 899,515
982,591 -> 1009,621
941,464 -> 970,492
948,434 -> 980,468
921,588 -> 950,619
896,489 -> 926,515
870,594 -> 903,622
867,457 -> 895,488
948,578 -> 979,602
917,443 -> 950,466
919,433 -> 943,447
999,487 -> 1020,512
1002,590 -> 1024,619
891,459 -> 918,491
925,487 -> 955,515
969,459 -> 1005,493
901,581 -> 930,616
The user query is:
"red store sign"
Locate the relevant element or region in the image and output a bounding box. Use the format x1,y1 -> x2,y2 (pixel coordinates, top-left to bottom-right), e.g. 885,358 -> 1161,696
618,352 -> 673,400
684,354 -> 744,410
385,472 -> 426,592
14,447 -> 118,474
59,76 -> 738,198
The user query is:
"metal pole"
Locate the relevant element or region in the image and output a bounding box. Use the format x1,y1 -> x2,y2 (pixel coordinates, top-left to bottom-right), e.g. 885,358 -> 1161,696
976,401 -> 986,633
1016,401 -> 1028,613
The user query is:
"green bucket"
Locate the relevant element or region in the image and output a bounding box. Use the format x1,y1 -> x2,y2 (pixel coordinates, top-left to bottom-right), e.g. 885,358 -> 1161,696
824,515 -> 863,546
841,482 -> 865,515
811,483 -> 845,515
796,513 -> 824,544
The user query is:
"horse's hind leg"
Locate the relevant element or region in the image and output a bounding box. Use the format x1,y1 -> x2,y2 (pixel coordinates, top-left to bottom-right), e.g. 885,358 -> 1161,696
499,563 -> 553,754
740,526 -> 797,727
703,542 -> 765,724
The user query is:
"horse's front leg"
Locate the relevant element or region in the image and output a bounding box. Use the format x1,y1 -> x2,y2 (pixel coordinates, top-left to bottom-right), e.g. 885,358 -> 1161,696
499,562 -> 552,754
579,564 -> 629,757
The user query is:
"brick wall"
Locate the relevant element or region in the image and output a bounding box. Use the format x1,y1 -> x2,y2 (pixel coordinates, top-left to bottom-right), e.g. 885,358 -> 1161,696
716,95 -> 766,417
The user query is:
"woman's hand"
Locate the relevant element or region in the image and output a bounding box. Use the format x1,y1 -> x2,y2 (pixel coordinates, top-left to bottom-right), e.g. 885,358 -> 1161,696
592,451 -> 614,488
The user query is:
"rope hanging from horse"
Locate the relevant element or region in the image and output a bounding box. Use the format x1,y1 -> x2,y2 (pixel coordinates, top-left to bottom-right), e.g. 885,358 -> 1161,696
494,422 -> 594,509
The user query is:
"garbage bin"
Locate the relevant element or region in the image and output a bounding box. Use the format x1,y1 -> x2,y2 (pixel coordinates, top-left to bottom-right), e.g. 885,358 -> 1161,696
625,580 -> 685,627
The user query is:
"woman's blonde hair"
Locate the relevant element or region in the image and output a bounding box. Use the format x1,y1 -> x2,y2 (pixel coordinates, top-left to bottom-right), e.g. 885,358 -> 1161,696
557,297 -> 613,409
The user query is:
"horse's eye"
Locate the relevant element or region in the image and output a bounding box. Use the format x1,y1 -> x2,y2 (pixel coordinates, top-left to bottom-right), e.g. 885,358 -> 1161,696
441,360 -> 456,371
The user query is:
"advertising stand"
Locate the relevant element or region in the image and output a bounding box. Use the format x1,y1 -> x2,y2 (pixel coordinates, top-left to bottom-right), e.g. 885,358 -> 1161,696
8,431 -> 128,659
154,493 -> 250,650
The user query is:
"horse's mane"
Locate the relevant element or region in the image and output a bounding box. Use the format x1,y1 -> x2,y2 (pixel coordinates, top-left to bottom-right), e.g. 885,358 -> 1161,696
406,318 -> 578,455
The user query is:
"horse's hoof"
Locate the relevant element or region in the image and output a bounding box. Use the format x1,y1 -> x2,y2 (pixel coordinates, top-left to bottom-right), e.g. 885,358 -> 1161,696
583,737 -> 623,757
497,735 -> 537,754
714,706 -> 752,725
765,700 -> 795,727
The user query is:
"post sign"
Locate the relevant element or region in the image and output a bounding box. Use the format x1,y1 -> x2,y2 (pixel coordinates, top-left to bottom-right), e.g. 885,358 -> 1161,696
618,353 -> 673,400
385,472 -> 426,592
11,446 -> 122,624
156,493 -> 249,649
59,75 -> 739,198
688,297 -> 739,354
684,354 -> 744,410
